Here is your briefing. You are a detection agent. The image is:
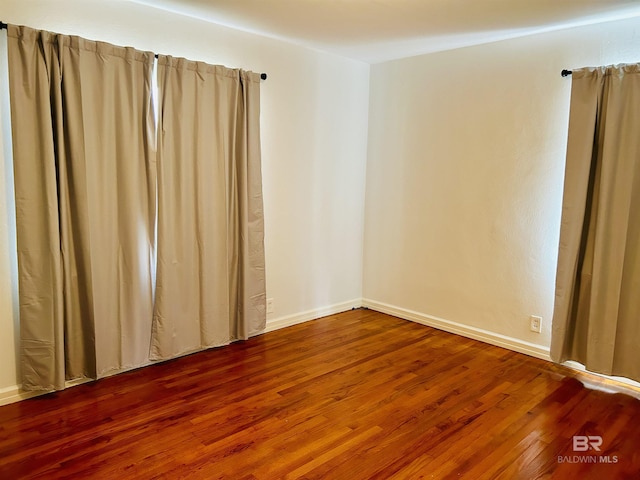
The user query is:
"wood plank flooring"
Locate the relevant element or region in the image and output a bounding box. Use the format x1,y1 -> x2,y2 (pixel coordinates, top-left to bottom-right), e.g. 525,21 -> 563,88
1,309 -> 639,479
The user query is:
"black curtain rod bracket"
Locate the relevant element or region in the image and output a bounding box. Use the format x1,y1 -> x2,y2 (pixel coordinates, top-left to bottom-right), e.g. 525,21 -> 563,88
0,22 -> 8,30
561,69 -> 573,77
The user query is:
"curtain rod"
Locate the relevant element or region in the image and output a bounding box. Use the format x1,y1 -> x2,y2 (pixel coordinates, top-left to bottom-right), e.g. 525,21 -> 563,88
152,53 -> 266,79
561,69 -> 572,77
0,22 -> 266,80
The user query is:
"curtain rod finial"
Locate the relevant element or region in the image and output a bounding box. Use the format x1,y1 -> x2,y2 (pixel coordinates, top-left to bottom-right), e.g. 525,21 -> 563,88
561,69 -> 572,77
260,73 -> 267,80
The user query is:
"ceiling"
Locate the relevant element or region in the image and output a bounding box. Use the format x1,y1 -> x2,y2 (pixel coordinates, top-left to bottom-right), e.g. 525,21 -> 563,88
131,0 -> 640,63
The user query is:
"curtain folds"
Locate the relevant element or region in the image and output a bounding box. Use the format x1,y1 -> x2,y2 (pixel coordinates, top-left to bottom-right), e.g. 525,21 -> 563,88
7,25 -> 265,391
7,25 -> 157,390
151,57 -> 265,360
551,64 -> 640,382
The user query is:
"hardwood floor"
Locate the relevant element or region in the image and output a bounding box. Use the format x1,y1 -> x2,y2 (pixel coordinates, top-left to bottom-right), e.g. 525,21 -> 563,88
1,309 -> 639,479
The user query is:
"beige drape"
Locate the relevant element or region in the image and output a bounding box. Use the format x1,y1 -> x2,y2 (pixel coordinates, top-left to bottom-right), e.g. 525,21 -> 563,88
7,25 -> 156,390
151,56 -> 265,360
551,64 -> 640,382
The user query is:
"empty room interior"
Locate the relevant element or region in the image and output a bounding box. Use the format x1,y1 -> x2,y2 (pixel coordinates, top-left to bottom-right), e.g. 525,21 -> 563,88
1,0 -> 640,478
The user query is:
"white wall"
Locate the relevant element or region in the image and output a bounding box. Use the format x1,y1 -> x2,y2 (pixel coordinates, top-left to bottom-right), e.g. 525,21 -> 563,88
0,0 -> 370,391
363,17 -> 640,353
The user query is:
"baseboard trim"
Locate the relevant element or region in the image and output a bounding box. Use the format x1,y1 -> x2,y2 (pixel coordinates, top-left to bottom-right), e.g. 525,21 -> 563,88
5,299 -> 639,405
0,297 -> 552,407
0,377 -> 94,407
0,384 -> 43,407
264,298 -> 362,333
362,298 -> 551,361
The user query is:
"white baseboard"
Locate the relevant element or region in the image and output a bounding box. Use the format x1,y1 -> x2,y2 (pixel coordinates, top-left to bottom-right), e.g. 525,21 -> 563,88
0,377 -> 93,407
5,299 -> 640,405
0,384 -> 43,407
263,298 -> 362,333
361,298 -> 551,361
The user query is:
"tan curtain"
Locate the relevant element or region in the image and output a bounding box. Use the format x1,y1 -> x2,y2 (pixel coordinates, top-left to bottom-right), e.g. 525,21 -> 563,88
7,25 -> 156,390
151,56 -> 265,360
551,64 -> 640,382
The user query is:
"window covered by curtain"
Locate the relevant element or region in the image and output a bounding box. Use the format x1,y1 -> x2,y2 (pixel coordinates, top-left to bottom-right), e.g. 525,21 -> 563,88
6,24 -> 265,392
151,57 -> 266,360
552,64 -> 640,382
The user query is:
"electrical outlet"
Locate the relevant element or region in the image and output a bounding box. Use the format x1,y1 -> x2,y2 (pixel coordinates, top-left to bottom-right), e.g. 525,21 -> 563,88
266,298 -> 274,314
530,315 -> 542,333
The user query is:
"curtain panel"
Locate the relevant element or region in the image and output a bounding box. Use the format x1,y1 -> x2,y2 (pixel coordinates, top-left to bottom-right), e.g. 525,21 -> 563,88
7,25 -> 157,391
151,56 -> 266,360
551,64 -> 640,382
